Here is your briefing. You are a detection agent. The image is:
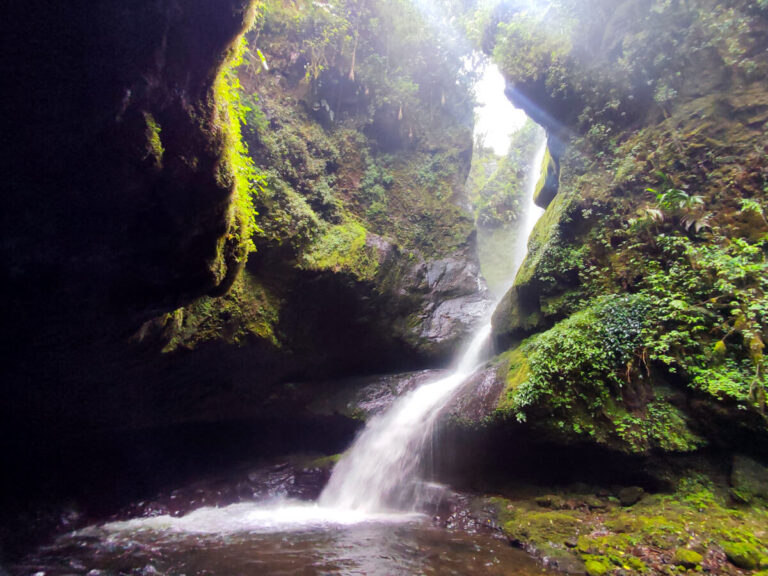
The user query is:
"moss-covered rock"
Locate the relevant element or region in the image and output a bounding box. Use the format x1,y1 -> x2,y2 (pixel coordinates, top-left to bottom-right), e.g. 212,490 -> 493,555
723,542 -> 762,570
533,145 -> 560,209
480,473 -> 768,576
618,486 -> 644,507
673,548 -> 703,568
730,454 -> 768,504
584,559 -> 610,576
483,0 -> 768,468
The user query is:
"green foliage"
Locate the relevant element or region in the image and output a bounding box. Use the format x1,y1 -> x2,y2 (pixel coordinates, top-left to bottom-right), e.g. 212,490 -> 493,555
300,218 -> 379,281
216,35 -> 264,256
142,112 -> 164,168
492,11 -> 573,98
483,0 -> 768,135
500,292 -> 709,452
242,0 -> 476,258
741,198 -> 768,224
645,172 -> 710,233
254,170 -> 321,253
511,295 -> 648,421
639,233 -> 768,406
163,271 -> 281,352
468,120 -> 544,228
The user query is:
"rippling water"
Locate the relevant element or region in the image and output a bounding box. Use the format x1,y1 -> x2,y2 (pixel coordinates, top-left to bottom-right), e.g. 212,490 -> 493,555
14,502 -> 551,576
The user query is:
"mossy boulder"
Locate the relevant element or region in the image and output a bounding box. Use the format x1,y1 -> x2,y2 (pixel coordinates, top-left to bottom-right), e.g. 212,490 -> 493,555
584,559 -> 610,576
723,542 -> 762,570
504,510 -> 582,546
618,486 -> 645,507
673,548 -> 703,569
730,455 -> 768,504
491,286 -> 545,347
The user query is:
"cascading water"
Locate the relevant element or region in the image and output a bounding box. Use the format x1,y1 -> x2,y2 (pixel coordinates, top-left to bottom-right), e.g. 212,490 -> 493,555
319,137 -> 548,514
319,323 -> 492,512
508,139 -> 547,291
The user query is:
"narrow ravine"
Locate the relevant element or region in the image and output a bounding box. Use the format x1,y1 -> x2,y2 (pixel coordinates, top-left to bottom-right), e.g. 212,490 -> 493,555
10,68 -> 549,575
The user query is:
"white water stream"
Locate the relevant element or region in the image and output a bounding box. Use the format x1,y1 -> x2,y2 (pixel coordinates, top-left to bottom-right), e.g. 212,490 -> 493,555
319,323 -> 493,512
318,138 -> 548,515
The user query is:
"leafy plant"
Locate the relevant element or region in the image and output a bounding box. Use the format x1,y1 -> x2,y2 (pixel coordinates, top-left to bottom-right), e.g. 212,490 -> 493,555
740,198 -> 768,225
645,172 -> 710,232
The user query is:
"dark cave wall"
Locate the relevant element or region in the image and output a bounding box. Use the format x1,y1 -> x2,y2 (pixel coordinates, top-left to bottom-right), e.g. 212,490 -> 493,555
1,0 -> 257,331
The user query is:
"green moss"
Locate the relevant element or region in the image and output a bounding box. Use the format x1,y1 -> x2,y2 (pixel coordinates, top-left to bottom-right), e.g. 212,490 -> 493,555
308,453 -> 344,468
584,559 -> 610,576
515,189 -> 582,289
497,347 -> 530,414
503,510 -> 582,546
142,112 -> 164,168
484,471 -> 768,574
673,548 -> 703,568
722,541 -> 762,570
533,146 -> 559,209
300,218 -> 379,281
162,271 -> 281,352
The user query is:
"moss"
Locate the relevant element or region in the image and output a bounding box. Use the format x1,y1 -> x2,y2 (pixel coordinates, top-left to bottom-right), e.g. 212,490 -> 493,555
484,472 -> 768,575
214,33 -> 261,260
533,146 -> 559,209
503,510 -> 582,546
142,112 -> 164,168
731,455 -> 768,504
515,188 -> 582,289
300,218 -> 379,281
722,541 -> 762,570
584,559 -> 610,576
673,548 -> 703,568
163,270 -> 281,352
496,347 -> 530,414
308,453 -> 344,469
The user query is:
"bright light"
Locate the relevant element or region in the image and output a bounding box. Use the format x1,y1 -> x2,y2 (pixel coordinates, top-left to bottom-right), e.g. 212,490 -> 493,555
474,61 -> 528,155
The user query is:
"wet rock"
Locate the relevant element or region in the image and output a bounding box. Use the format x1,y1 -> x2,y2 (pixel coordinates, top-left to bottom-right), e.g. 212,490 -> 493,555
444,360 -> 506,424
301,369 -> 446,421
406,247 -> 494,356
533,144 -> 560,210
117,458 -> 332,520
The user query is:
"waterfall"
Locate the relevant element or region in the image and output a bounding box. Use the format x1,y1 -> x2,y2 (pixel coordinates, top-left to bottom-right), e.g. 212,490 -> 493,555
509,139 -> 547,290
89,131 -> 550,539
320,137 -> 548,514
319,324 -> 492,512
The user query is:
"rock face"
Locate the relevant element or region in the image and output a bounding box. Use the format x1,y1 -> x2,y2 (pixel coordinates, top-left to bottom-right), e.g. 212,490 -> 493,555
477,0 -> 768,462
1,0 -> 258,439
2,1 -> 256,323
0,0 -> 486,442
408,247 -> 493,356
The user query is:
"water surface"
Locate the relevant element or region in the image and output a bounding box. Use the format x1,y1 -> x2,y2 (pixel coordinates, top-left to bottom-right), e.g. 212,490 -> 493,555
16,504 -> 551,576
